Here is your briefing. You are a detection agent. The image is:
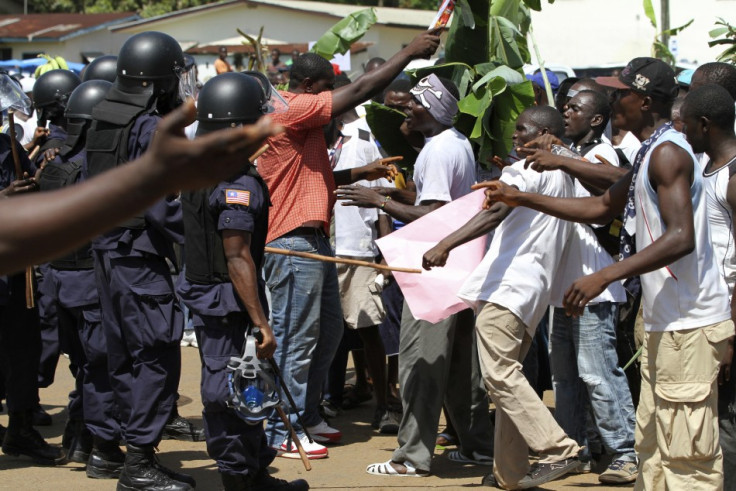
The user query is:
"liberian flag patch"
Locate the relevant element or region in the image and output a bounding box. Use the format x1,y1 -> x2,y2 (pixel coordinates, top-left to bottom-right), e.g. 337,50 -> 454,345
225,189 -> 250,206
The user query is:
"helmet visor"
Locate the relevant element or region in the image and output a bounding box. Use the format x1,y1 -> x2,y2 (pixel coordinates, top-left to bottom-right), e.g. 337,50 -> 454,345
0,74 -> 31,114
176,61 -> 198,102
241,70 -> 289,115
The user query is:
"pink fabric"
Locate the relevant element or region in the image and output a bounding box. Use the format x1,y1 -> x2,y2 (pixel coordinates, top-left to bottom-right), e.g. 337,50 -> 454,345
376,189 -> 487,323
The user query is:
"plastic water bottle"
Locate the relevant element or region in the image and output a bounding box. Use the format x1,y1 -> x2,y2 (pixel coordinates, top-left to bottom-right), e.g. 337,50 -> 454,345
244,384 -> 264,409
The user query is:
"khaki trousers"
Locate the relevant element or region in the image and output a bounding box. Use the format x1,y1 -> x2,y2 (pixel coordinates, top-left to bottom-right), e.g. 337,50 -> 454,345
634,320 -> 734,491
475,302 -> 580,489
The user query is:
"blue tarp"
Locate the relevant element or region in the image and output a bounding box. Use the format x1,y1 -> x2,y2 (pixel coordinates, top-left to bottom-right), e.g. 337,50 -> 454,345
0,58 -> 85,74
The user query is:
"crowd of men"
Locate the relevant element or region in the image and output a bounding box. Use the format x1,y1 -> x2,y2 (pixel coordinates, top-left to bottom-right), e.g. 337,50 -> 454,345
0,24 -> 735,491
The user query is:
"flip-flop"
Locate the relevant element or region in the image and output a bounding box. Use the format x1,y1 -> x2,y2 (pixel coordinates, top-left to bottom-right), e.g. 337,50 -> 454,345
436,432 -> 458,448
447,449 -> 494,466
366,460 -> 429,477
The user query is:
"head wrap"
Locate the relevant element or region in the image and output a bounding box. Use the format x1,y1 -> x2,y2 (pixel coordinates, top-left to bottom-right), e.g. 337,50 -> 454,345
410,73 -> 458,126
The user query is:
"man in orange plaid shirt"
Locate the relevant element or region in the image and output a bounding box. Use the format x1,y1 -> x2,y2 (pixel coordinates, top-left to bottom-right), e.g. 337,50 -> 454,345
258,29 -> 441,458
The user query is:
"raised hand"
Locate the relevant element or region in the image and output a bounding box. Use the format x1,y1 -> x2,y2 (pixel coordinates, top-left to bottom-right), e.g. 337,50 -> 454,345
471,180 -> 521,209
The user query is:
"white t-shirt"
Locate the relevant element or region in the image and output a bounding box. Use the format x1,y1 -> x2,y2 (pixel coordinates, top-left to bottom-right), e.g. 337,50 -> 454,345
575,141 -> 621,199
635,129 -> 730,331
550,222 -> 626,307
703,157 -> 736,294
458,160 -> 574,334
603,124 -> 641,166
413,127 -> 476,204
333,121 -> 388,257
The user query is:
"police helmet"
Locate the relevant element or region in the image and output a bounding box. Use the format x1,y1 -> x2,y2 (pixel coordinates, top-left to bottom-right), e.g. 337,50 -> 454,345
82,55 -> 117,83
32,69 -> 81,108
117,31 -> 185,83
65,80 -> 113,120
197,72 -> 267,128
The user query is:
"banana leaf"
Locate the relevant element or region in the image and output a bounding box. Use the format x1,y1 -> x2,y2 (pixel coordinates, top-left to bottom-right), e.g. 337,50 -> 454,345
484,80 -> 535,162
445,0 -> 490,67
642,0 -> 657,29
365,102 -> 419,170
310,8 -> 377,60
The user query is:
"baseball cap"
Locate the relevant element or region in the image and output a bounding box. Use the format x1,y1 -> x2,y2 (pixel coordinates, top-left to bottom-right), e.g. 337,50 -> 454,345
527,70 -> 560,92
596,57 -> 678,102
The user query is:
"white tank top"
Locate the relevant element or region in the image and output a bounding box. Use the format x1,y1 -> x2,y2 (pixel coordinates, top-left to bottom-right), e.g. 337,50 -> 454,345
635,129 -> 730,332
703,156 -> 736,295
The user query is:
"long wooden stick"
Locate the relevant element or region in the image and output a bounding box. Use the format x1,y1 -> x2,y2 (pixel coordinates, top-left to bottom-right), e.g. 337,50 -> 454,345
7,110 -> 36,309
264,247 -> 422,274
248,144 -> 269,161
276,406 -> 311,471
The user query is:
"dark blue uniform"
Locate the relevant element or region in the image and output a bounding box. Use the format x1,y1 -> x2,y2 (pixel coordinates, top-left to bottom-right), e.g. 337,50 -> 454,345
43,148 -> 119,441
37,123 -> 68,390
177,171 -> 273,477
91,114 -> 184,446
0,134 -> 41,413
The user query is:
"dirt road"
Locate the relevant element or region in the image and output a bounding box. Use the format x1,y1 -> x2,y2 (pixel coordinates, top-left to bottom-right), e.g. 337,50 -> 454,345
0,347 -> 630,490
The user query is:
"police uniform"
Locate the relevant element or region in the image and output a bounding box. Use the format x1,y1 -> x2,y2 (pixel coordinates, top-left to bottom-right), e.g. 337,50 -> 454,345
38,147 -> 119,444
0,134 -> 41,416
87,111 -> 185,447
36,123 -> 68,392
177,167 -> 274,477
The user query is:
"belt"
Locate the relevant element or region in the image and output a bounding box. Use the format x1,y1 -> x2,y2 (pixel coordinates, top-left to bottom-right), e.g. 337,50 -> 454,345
284,226 -> 324,236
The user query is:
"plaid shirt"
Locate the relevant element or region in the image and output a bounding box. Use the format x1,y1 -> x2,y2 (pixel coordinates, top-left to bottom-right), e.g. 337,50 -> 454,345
258,91 -> 334,243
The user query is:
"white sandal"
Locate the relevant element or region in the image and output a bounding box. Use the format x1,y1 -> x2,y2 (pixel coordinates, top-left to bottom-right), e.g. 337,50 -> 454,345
366,460 -> 429,477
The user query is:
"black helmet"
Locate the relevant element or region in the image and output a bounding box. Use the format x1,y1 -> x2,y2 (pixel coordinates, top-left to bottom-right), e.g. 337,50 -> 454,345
65,80 -> 113,120
196,72 -> 267,131
32,69 -> 81,108
82,55 -> 117,83
117,31 -> 185,83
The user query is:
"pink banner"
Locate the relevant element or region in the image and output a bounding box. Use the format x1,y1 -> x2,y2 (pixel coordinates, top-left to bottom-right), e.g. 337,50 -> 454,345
376,189 -> 487,323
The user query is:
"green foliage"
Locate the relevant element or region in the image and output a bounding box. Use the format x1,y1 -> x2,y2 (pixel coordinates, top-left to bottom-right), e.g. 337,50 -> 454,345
709,18 -> 736,64
365,102 -> 420,168
642,0 -> 692,66
310,8 -> 378,60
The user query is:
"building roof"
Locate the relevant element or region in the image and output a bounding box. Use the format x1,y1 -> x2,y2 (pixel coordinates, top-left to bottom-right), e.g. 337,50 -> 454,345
0,12 -> 139,42
111,0 -> 436,31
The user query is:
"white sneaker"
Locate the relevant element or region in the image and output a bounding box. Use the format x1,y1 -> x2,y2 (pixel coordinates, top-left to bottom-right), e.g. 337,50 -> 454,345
306,420 -> 342,443
278,434 -> 328,459
180,330 -> 197,348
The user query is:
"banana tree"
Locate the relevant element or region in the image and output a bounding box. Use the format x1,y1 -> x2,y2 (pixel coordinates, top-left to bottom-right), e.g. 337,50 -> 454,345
709,18 -> 736,64
367,0 -> 550,170
642,0 -> 692,66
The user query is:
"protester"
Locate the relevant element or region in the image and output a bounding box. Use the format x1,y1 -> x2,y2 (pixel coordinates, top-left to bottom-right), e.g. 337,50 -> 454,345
681,82 -> 736,491
256,29 -> 440,459
339,74 -> 493,478
423,105 -> 582,489
482,57 -> 733,490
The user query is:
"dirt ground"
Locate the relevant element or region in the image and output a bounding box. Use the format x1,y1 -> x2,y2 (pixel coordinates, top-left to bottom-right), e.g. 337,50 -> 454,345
0,346 -> 632,490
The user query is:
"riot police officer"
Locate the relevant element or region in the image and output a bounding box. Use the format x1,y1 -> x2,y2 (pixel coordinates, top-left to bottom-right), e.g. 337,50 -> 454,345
0,75 -> 64,465
82,55 -> 117,83
37,79 -> 126,478
177,71 -> 307,491
85,31 -> 197,491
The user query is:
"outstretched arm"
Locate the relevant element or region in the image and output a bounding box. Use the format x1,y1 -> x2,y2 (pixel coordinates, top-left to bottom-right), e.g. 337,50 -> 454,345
481,170 -> 631,225
331,29 -> 441,116
562,143 -> 696,316
0,100 -> 281,274
422,201 -> 512,269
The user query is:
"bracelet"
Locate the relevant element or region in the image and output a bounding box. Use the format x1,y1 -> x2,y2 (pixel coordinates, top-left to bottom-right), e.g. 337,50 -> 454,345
380,196 -> 391,209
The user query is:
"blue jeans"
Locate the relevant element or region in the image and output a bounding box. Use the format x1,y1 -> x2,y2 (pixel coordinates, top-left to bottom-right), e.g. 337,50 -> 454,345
263,231 -> 343,446
551,303 -> 636,462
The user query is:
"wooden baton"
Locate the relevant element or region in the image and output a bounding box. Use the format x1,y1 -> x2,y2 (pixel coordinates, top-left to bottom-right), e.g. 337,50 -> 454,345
263,247 -> 421,274
276,406 -> 311,471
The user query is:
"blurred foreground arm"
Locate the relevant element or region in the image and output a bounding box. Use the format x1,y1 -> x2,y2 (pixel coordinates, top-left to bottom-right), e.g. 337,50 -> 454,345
0,100 -> 281,274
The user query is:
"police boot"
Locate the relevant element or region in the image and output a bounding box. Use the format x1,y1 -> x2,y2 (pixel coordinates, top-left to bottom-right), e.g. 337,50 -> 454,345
250,470 -> 309,491
220,473 -> 250,491
163,405 -> 205,442
31,404 -> 52,426
87,436 -> 125,479
62,418 -> 93,463
117,444 -> 193,491
2,410 -> 65,465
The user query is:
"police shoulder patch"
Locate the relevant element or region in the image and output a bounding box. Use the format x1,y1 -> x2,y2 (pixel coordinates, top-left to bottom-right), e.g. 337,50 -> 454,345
225,188 -> 251,206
